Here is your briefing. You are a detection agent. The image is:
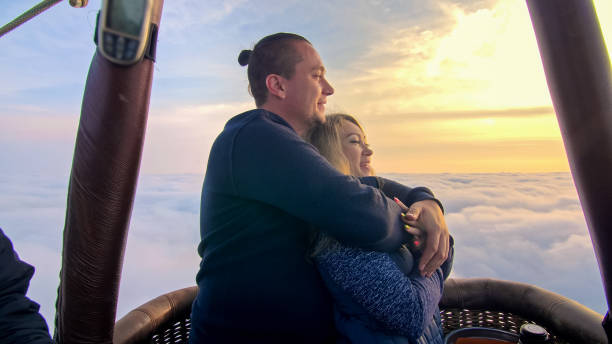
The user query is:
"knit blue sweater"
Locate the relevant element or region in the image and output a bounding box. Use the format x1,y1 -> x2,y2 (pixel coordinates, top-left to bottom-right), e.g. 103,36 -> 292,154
315,239 -> 453,344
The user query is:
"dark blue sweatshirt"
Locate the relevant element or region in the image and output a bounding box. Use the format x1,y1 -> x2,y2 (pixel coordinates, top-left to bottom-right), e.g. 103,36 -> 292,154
190,110 -> 439,343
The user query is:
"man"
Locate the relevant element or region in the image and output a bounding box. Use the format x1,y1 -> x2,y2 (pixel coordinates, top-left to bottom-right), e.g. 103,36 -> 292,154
189,33 -> 449,343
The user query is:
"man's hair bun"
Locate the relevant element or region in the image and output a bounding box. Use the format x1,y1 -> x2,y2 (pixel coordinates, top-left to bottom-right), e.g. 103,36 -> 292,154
238,49 -> 252,66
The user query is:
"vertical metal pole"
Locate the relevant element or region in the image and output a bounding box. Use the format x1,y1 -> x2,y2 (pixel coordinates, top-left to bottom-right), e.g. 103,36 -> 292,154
526,0 -> 612,336
54,1 -> 164,343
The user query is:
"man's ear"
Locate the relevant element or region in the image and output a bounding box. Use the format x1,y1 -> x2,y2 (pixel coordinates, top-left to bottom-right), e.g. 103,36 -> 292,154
265,74 -> 286,100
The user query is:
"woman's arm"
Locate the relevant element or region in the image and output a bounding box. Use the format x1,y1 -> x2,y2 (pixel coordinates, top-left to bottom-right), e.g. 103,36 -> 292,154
315,241 -> 444,338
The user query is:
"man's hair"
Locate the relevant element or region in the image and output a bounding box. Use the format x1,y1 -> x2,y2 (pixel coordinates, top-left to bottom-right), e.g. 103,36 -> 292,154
238,33 -> 311,107
306,113 -> 366,176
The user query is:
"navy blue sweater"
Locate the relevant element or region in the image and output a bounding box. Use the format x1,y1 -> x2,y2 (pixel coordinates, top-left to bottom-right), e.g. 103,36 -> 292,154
190,110 -> 439,343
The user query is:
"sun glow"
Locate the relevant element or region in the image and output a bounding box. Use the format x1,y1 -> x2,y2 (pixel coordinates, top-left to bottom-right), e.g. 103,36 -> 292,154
334,0 -> 611,173
332,0 -> 552,115
425,1 -> 551,110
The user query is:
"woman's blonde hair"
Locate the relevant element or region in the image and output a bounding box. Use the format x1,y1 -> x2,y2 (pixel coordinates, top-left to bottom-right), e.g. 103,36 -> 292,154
306,113 -> 366,176
305,113 -> 369,257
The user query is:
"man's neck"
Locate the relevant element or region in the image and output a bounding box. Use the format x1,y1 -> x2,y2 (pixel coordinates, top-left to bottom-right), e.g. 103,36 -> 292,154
259,104 -> 308,137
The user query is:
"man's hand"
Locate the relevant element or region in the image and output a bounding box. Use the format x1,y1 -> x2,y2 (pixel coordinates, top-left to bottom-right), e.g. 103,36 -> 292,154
394,198 -> 449,277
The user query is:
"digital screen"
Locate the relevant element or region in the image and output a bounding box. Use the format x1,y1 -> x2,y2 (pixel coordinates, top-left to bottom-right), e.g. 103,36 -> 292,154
106,0 -> 147,36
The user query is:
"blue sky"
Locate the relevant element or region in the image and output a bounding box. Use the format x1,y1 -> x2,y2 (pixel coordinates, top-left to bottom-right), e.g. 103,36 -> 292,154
1,0 -> 610,334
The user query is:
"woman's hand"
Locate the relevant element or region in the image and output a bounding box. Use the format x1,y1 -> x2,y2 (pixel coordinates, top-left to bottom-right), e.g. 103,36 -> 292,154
394,198 -> 450,277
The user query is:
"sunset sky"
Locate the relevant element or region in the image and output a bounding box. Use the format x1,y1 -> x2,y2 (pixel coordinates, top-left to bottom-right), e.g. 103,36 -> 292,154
1,0 -> 610,331
0,0 -> 609,175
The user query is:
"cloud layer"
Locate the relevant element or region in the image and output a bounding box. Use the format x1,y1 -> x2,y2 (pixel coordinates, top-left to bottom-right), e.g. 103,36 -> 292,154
1,171 -> 606,335
387,172 -> 606,314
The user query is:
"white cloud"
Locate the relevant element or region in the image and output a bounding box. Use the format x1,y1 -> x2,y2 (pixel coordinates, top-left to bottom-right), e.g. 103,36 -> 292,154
117,174 -> 202,316
330,0 -> 551,116
1,171 -> 606,336
386,172 -> 605,314
141,102 -> 252,174
0,114 -> 78,142
0,173 -> 203,331
161,0 -> 249,38
0,174 -> 67,330
0,100 -> 252,176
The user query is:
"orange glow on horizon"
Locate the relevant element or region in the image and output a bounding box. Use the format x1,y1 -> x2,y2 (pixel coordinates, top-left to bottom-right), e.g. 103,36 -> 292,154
364,113 -> 569,173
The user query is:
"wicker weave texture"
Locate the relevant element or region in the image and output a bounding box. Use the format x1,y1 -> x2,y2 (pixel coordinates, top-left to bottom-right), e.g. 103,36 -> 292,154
147,309 -> 571,343
441,308 -> 569,344
150,318 -> 191,344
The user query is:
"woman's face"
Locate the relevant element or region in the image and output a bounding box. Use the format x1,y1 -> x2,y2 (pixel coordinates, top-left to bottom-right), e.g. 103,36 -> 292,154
339,120 -> 373,177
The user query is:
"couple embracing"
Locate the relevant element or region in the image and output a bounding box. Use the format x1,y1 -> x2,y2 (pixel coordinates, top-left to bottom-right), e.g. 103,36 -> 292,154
189,33 -> 454,344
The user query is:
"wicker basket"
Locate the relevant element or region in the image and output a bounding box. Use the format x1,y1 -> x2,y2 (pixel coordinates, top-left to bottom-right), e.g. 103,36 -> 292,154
149,318 -> 191,344
440,308 -> 568,344
113,278 -> 607,343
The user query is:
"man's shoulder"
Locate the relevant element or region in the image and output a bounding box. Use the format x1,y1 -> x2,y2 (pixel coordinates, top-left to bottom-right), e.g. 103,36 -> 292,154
209,109 -> 306,161
218,109 -> 298,146
225,109 -> 293,131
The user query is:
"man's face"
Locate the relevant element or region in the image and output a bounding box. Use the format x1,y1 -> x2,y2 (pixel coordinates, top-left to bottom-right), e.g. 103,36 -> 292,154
284,41 -> 334,130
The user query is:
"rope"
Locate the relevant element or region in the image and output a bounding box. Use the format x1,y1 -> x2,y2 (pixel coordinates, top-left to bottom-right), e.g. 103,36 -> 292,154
0,0 -> 63,38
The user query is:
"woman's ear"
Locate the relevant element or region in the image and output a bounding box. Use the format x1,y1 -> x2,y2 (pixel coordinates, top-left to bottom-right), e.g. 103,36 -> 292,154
265,74 -> 286,99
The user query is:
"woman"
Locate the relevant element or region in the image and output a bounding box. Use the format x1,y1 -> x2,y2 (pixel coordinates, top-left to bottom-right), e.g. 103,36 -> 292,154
306,114 -> 453,344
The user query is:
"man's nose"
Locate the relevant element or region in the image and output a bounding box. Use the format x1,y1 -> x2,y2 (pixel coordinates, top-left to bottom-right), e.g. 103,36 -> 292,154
322,77 -> 334,95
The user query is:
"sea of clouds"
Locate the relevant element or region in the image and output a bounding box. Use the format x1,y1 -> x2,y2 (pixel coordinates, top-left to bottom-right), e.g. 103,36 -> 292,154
0,172 -> 606,333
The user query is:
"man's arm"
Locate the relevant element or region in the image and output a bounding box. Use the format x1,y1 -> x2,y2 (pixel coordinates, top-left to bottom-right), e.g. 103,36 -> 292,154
0,228 -> 53,344
360,177 -> 443,213
227,115 -> 409,252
